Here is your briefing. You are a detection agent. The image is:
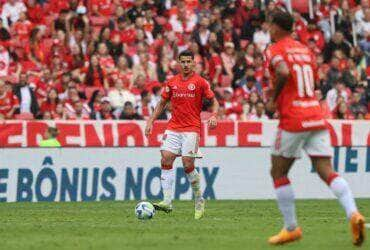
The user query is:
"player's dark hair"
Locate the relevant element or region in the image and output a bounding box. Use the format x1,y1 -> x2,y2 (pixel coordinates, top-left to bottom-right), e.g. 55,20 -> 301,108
269,9 -> 294,32
178,50 -> 194,60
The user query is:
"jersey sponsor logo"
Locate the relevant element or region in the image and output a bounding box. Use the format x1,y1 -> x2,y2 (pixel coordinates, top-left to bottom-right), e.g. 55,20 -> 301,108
172,86 -> 178,90
173,93 -> 195,98
301,119 -> 326,128
188,83 -> 195,91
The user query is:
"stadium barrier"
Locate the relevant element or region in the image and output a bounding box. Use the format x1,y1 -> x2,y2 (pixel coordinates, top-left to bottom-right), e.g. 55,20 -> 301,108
0,147 -> 368,202
0,120 -> 369,202
0,120 -> 369,147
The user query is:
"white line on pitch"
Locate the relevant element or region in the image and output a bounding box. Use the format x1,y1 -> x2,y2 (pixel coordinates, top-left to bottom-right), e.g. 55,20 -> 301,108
365,223 -> 370,229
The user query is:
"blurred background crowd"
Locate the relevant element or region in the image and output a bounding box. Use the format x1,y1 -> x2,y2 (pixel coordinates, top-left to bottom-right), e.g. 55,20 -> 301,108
0,0 -> 369,121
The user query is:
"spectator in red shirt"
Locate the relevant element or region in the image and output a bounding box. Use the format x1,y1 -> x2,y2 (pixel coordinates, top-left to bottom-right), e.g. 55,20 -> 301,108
233,0 -> 260,29
0,79 -> 19,119
334,101 -> 355,119
136,89 -> 152,119
97,42 -> 115,73
84,54 -> 108,89
300,19 -> 325,51
40,88 -> 59,117
207,44 -> 222,86
11,11 -> 33,43
91,0 -> 114,17
90,96 -> 113,120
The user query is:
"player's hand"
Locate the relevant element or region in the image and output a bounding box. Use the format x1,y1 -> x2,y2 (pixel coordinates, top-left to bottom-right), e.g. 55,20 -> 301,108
145,121 -> 153,137
208,115 -> 217,129
266,99 -> 276,113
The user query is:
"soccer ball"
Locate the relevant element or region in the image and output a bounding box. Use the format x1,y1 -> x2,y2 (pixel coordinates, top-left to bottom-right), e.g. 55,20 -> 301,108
135,201 -> 155,220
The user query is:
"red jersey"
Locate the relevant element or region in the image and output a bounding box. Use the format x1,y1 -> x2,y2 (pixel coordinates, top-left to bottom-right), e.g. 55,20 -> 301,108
265,36 -> 326,132
0,91 -> 19,118
92,0 -> 113,16
162,73 -> 215,134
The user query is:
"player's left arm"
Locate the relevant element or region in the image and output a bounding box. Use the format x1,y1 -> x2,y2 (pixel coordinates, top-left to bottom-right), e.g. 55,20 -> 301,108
208,97 -> 219,129
202,79 -> 219,129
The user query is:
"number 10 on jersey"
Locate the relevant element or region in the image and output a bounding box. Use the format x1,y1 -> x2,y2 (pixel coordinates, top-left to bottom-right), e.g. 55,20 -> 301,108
292,64 -> 314,98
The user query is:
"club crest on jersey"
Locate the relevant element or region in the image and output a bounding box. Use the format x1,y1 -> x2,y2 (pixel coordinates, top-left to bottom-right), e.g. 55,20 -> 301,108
165,86 -> 170,92
188,83 -> 195,91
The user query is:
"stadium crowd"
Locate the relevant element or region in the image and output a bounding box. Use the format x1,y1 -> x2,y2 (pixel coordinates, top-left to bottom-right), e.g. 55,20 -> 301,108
0,0 -> 369,121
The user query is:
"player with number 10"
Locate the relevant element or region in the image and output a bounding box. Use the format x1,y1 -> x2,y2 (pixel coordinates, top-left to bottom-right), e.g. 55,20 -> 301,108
265,9 -> 365,246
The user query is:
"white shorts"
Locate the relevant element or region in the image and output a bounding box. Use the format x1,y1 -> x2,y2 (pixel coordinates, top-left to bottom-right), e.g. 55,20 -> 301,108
160,130 -> 203,158
271,129 -> 332,158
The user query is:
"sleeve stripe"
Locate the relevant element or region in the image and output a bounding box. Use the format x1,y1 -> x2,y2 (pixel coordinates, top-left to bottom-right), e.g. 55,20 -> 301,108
271,55 -> 284,67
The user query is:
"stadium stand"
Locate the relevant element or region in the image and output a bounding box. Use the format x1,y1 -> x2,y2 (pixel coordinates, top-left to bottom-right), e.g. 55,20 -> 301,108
0,0 -> 369,121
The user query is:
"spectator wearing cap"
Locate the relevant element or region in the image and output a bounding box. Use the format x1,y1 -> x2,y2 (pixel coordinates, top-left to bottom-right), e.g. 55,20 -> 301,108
0,79 -> 19,119
39,126 -> 61,147
13,72 -> 39,118
1,0 -> 27,29
119,101 -> 143,120
108,78 -> 136,116
90,96 -> 113,120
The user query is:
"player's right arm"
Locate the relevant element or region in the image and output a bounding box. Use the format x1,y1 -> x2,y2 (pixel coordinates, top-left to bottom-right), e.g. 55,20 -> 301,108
145,97 -> 168,137
265,47 -> 290,112
145,83 -> 171,136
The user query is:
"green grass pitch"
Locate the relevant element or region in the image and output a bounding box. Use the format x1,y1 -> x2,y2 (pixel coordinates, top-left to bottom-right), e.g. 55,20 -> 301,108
0,199 -> 369,250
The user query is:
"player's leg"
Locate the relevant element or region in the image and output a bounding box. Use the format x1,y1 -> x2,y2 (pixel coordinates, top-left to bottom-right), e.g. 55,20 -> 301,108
182,156 -> 204,219
269,130 -> 305,245
306,130 -> 365,246
181,132 -> 204,219
154,131 -> 181,213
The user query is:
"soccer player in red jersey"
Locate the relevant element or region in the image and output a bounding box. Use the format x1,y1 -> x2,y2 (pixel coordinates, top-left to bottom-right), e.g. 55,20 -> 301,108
265,9 -> 365,245
145,50 -> 219,219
